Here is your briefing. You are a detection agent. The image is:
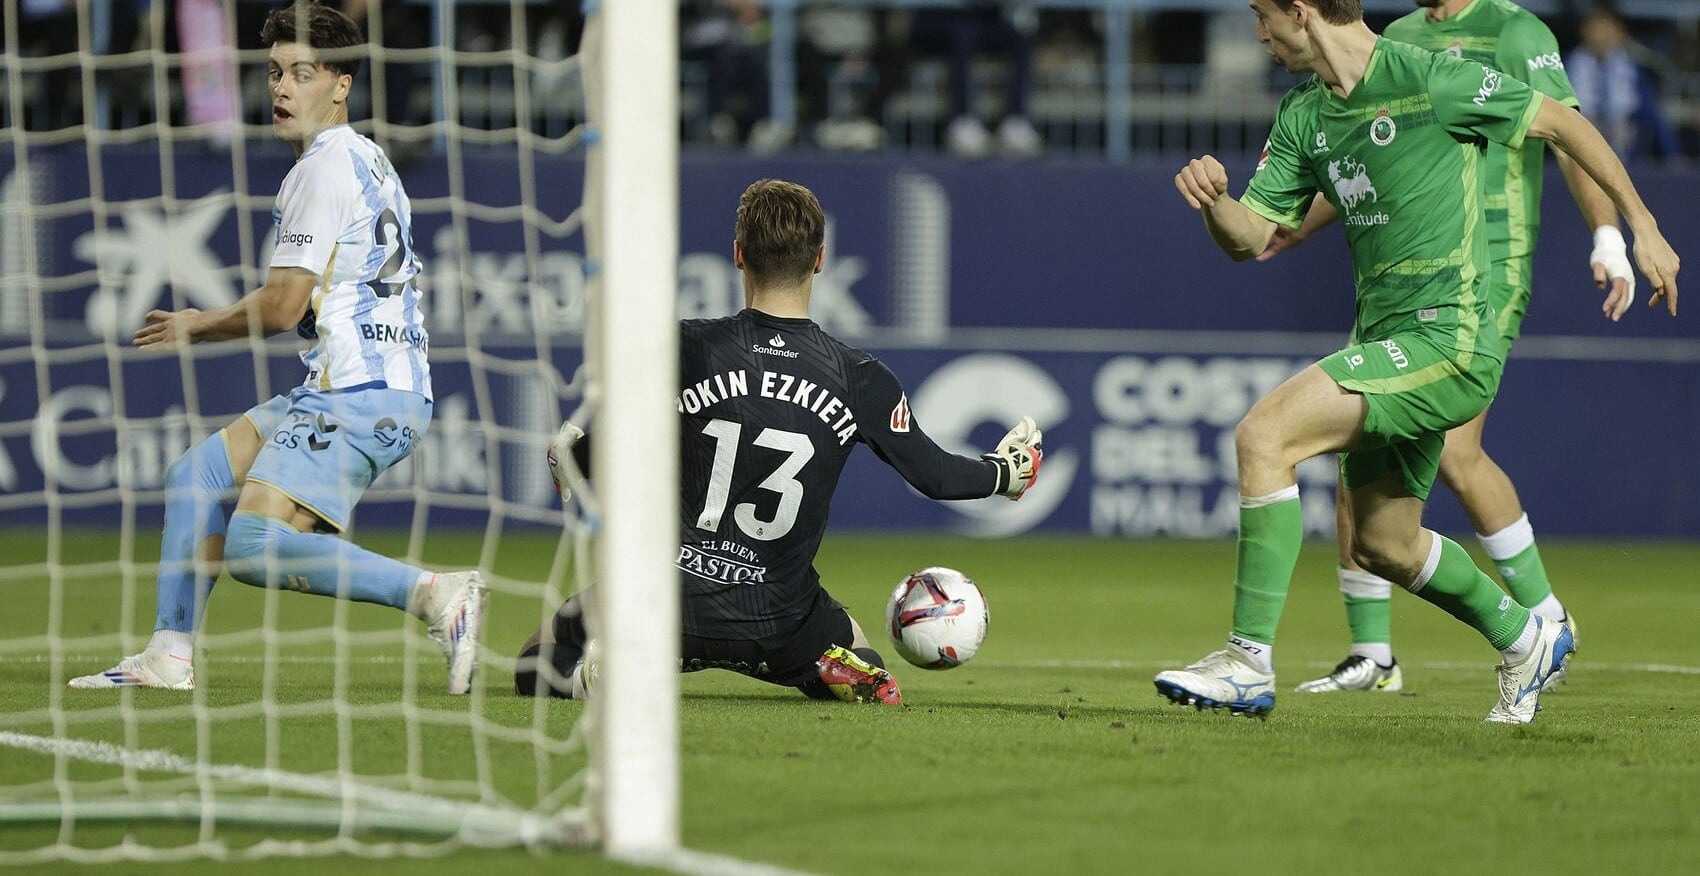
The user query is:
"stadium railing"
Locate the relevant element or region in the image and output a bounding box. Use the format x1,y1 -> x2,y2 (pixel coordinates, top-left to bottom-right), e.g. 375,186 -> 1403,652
748,0 -> 1699,162
11,0 -> 1696,162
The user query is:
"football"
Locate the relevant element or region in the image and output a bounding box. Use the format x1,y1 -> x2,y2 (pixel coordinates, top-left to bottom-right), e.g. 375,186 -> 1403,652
885,567 -> 989,669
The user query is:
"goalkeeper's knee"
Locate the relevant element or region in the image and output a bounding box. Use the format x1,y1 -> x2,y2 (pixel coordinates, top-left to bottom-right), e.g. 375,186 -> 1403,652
515,640 -> 583,698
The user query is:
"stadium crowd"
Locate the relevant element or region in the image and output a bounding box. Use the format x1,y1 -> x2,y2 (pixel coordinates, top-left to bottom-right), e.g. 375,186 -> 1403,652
5,0 -> 1698,161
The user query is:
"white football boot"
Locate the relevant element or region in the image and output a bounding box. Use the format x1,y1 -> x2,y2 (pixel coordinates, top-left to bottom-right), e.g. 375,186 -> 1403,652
1486,615 -> 1575,725
68,650 -> 194,690
1541,611 -> 1577,692
1295,655 -> 1403,693
425,571 -> 487,695
1154,650 -> 1276,717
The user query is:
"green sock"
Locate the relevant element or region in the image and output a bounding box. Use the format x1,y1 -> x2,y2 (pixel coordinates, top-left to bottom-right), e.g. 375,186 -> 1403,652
1344,594 -> 1392,645
1479,513 -> 1554,608
1495,542 -> 1553,608
1339,567 -> 1393,646
1411,533 -> 1530,650
1230,489 -> 1303,646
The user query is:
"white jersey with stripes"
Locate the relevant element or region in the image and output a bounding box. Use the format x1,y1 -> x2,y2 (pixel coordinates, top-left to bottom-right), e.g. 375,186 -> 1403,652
269,125 -> 432,399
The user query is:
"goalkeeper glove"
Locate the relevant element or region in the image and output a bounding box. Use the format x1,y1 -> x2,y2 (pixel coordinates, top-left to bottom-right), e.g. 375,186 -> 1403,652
982,416 -> 1044,501
546,420 -> 586,502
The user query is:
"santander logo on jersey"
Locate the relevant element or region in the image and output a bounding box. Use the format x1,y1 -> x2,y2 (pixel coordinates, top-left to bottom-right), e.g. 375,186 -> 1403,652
752,334 -> 799,358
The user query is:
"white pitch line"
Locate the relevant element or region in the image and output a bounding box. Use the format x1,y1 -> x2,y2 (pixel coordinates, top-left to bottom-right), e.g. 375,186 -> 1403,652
0,734 -> 819,875
10,654 -> 1700,676
613,848 -> 822,876
3,653 -> 414,665
977,658 -> 1700,676
0,731 -> 551,836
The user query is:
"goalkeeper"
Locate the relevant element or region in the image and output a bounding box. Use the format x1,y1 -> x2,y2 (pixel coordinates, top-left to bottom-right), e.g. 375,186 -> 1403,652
70,3 -> 484,695
514,179 -> 1043,705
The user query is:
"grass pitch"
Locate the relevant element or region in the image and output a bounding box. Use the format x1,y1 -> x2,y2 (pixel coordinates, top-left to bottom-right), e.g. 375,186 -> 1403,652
2,531 -> 1697,875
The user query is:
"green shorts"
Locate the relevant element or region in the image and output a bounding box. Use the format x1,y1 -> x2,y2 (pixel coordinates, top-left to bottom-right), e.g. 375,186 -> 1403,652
1318,328 -> 1503,501
1490,256 -> 1532,349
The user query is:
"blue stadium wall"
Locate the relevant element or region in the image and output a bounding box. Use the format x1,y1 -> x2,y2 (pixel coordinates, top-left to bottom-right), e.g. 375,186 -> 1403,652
3,147 -> 1697,537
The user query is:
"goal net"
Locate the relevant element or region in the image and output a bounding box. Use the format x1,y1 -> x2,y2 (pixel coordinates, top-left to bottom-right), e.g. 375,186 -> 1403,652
0,0 -> 677,862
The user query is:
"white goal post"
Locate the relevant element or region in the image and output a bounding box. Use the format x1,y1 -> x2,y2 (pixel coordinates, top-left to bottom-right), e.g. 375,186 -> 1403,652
586,0 -> 682,857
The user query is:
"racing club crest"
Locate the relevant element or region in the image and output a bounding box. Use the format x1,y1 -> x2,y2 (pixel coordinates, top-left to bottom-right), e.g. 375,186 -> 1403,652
1369,109 -> 1397,146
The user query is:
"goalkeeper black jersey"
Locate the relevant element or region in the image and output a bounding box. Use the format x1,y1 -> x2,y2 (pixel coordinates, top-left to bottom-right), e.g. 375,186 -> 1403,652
671,308 -> 1000,639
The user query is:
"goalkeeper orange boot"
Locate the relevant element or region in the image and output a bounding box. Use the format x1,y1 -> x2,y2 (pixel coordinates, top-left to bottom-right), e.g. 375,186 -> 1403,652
816,646 -> 902,705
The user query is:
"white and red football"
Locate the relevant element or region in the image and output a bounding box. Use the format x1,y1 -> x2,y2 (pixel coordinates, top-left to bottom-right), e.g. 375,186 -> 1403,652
885,567 -> 989,670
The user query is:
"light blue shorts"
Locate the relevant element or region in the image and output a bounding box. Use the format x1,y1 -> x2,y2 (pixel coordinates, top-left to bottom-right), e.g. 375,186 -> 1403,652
242,385 -> 432,531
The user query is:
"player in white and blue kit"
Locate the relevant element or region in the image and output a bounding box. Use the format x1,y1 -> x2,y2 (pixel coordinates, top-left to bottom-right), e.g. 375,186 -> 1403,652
71,3 -> 485,694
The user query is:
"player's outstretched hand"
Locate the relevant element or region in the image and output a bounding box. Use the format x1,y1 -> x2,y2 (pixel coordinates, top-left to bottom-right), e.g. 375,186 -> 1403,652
1590,226 -> 1635,321
546,420 -> 586,502
983,416 -> 1044,501
1174,155 -> 1230,210
133,309 -> 201,349
1256,225 -> 1306,262
1631,226 -> 1680,317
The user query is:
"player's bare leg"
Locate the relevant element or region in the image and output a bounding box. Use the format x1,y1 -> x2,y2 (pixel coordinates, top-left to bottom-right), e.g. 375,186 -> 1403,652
1295,488 -> 1404,693
1157,366 -> 1365,715
1305,405 -> 1573,693
1344,472 -> 1570,723
1440,408 -> 1569,619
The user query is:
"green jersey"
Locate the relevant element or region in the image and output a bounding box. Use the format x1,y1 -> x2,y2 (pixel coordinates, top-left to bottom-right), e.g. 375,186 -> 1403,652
1384,0 -> 1579,263
1243,38 -> 1541,348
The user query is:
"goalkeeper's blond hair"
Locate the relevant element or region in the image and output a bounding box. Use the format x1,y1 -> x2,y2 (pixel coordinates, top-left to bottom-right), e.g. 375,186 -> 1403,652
735,179 -> 825,289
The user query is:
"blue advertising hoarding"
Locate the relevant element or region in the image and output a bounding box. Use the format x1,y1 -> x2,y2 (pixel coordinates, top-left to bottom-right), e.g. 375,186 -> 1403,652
4,339 -> 1696,537
2,147 -> 1696,536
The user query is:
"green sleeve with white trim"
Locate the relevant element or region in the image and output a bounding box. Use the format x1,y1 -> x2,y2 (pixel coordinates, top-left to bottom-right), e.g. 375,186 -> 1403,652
1429,52 -> 1542,151
1240,87 -> 1317,230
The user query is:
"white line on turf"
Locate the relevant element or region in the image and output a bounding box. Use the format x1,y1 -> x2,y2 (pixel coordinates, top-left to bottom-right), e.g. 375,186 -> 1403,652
0,731 -> 819,874
613,848 -> 821,876
0,731 -> 563,842
977,658 -> 1700,676
11,654 -> 1700,675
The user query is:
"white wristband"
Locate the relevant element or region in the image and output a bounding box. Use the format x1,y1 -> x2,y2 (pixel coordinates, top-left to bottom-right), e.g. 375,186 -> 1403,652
1592,225 -> 1626,253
